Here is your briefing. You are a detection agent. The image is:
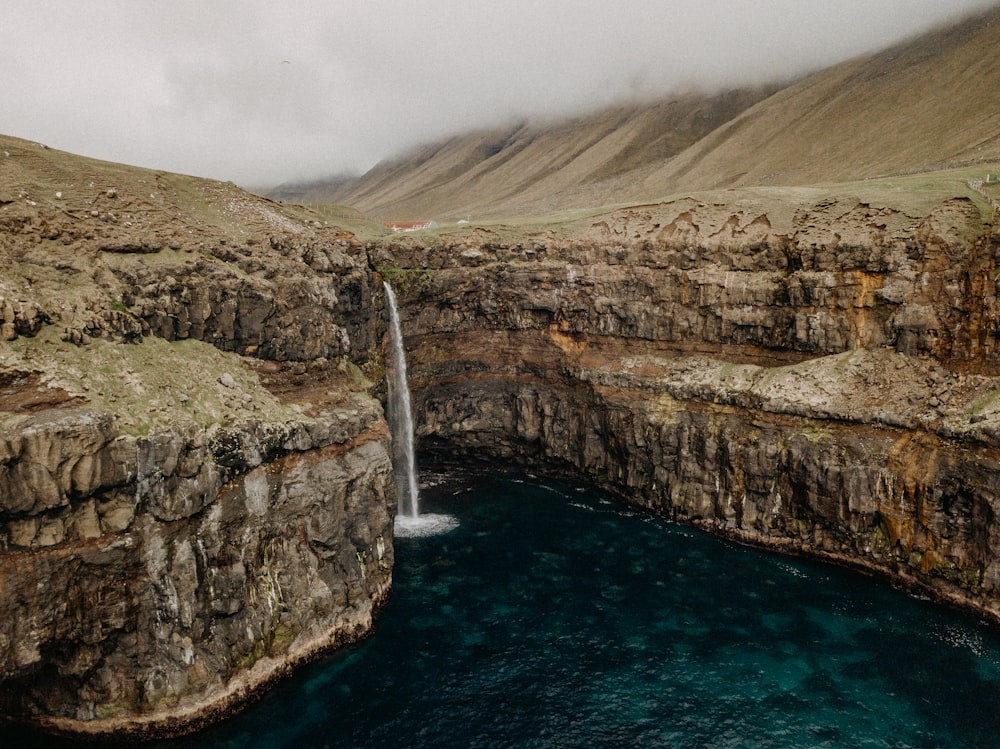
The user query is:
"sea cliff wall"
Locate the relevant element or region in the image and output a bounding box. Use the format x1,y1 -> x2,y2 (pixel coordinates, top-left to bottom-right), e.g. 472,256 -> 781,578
4,137 -> 1000,739
0,404 -> 393,738
376,196 -> 1000,621
0,147 -> 396,739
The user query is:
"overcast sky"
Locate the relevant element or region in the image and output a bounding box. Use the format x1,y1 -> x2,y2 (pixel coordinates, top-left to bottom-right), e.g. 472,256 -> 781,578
2,1 -> 996,189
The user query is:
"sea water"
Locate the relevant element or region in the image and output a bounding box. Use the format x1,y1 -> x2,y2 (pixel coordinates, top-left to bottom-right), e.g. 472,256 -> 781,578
7,470 -> 1000,748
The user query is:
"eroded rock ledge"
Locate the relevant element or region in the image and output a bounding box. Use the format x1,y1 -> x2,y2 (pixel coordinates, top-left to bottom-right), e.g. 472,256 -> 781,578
379,197 -> 1000,623
0,136 -> 396,739
0,397 -> 394,739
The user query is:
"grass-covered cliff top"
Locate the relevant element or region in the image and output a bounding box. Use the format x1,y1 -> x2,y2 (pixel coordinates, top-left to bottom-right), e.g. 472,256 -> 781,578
2,129 -> 997,440
0,134 -> 378,437
1,328 -> 297,434
373,162 -> 1000,249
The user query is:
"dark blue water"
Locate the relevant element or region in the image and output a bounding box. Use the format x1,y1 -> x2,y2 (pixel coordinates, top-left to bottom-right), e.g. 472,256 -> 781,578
7,470 -> 1000,748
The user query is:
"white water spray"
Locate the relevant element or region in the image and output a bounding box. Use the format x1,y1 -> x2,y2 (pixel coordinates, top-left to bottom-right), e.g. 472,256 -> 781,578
382,282 -> 457,537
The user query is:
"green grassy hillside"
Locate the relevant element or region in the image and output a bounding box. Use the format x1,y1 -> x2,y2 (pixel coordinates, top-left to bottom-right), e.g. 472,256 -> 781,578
283,4 -> 1000,222
641,6 -> 1000,194
277,88 -> 777,221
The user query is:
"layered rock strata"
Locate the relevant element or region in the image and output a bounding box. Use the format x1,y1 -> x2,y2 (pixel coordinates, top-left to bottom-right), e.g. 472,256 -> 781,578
0,137 -> 395,738
377,196 -> 1000,621
0,402 -> 394,739
5,133 -> 1000,739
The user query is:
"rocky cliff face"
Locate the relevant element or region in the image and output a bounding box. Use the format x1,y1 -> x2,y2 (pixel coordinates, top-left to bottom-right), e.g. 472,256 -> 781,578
376,194 -> 1000,621
5,134 -> 1000,739
0,137 -> 395,738
0,402 -> 393,738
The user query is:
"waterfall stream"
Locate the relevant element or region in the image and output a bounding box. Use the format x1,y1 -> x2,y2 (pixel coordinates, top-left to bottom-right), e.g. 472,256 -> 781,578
383,281 -> 457,537
384,281 -> 420,518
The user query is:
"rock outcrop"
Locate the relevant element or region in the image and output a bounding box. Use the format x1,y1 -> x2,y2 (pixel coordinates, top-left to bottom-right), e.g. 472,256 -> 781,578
0,136 -> 395,738
377,195 -> 1000,622
5,133 -> 1000,740
0,403 -> 393,738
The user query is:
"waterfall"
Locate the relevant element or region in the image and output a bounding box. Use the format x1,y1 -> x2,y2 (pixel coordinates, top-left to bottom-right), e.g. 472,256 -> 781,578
384,281 -> 421,518
382,281 -> 458,537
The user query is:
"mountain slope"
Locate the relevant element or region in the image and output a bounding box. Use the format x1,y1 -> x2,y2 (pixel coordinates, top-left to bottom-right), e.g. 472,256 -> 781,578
277,4 -> 1000,221
641,5 -> 1000,194
274,88 -> 778,220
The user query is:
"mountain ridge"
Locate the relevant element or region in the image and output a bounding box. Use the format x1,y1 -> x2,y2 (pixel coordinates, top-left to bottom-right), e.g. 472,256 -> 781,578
272,4 -> 1000,221
271,87 -> 780,220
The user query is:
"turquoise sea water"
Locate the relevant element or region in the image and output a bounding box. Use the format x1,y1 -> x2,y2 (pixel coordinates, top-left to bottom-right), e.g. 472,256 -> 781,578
6,470 -> 1000,748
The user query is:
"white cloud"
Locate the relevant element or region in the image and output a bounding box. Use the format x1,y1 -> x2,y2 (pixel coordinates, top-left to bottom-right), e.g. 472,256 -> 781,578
1,0 -> 996,187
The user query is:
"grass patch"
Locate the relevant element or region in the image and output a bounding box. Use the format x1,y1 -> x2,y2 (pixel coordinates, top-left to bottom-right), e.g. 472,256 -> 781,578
290,203 -> 391,240
969,389 -> 1000,416
338,356 -> 374,390
379,265 -> 433,297
1,327 -> 302,435
374,162 -> 997,250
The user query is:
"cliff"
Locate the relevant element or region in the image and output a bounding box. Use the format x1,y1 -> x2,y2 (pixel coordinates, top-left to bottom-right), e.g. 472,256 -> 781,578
0,136 -> 395,738
6,131 -> 1000,740
375,187 -> 1000,621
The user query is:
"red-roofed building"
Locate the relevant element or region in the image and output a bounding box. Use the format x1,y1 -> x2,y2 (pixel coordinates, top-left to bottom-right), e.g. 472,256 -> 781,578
384,220 -> 437,232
